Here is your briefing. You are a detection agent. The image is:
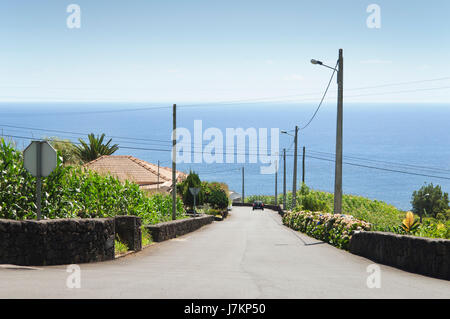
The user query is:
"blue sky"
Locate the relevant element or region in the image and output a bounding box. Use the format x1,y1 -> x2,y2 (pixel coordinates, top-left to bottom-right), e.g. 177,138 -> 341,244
0,0 -> 449,103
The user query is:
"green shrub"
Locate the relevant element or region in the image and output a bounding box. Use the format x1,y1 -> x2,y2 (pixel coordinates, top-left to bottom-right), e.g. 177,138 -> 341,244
413,219 -> 450,239
298,193 -> 330,212
202,181 -> 228,210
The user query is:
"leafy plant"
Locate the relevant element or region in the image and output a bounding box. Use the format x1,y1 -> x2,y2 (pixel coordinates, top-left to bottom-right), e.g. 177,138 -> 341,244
401,211 -> 420,233
74,133 -> 119,163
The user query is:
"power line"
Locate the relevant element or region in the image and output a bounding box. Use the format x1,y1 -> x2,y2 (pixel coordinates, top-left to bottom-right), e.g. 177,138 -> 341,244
2,75 -> 449,99
199,168 -> 242,175
344,76 -> 450,92
308,149 -> 450,174
3,127 -> 450,177
299,60 -> 338,130
0,124 -> 172,145
4,133 -> 450,181
305,154 -> 450,181
2,76 -> 450,115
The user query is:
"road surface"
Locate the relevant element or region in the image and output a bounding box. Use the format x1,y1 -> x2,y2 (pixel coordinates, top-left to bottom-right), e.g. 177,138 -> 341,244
1,207 -> 449,298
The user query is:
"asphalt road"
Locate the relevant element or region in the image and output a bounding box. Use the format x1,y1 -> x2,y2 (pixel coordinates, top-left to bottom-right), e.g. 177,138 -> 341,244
1,206 -> 449,298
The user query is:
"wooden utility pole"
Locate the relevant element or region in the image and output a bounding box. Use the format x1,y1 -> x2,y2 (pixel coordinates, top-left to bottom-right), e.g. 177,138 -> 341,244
274,159 -> 278,206
241,166 -> 245,203
172,104 -> 177,220
334,49 -> 344,215
36,141 -> 42,220
302,146 -> 306,184
283,148 -> 286,210
292,126 -> 299,208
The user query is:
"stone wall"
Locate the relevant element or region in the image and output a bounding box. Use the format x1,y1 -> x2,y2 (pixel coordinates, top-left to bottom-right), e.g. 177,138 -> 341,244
0,218 -> 115,266
145,215 -> 214,242
115,216 -> 142,251
349,231 -> 450,280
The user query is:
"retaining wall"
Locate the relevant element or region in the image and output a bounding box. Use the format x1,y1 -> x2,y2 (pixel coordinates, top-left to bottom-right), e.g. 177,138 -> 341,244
0,218 -> 115,266
144,215 -> 214,242
349,231 -> 450,280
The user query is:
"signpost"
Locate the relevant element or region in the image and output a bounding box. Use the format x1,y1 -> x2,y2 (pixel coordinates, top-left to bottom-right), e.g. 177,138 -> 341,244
189,187 -> 200,218
23,141 -> 57,220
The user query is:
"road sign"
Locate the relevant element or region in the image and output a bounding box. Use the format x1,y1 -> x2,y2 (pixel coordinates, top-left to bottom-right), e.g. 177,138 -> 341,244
189,187 -> 201,217
24,141 -> 57,177
189,187 -> 200,196
23,141 -> 57,220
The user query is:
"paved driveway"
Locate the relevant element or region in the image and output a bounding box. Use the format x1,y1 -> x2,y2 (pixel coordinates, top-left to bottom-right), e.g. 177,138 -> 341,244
1,207 -> 449,298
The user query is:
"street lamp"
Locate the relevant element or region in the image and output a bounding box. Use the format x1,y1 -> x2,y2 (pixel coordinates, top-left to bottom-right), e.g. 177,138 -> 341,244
311,49 -> 344,215
281,127 -> 299,209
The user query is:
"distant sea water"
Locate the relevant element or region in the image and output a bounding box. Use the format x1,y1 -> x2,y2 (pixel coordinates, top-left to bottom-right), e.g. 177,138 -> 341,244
0,102 -> 449,211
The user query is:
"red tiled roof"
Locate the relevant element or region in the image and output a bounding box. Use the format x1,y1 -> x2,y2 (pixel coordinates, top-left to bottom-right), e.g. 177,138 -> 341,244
83,155 -> 186,187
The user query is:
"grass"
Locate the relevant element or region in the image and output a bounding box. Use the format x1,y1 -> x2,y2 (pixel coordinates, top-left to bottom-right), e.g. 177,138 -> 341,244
114,239 -> 129,255
142,227 -> 153,247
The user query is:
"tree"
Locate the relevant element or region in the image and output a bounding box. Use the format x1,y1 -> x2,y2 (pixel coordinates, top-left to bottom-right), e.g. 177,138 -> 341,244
74,133 -> 119,163
411,183 -> 449,220
46,137 -> 81,165
178,171 -> 204,209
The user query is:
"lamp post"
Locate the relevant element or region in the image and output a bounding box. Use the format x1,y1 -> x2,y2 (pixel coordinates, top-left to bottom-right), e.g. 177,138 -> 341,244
311,49 -> 344,214
281,127 -> 299,209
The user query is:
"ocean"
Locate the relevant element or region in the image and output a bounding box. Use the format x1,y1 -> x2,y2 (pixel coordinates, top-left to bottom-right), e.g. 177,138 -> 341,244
1,102 -> 449,211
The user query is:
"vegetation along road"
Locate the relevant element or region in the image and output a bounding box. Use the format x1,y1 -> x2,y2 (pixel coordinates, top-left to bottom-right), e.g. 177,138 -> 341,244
1,207 -> 449,298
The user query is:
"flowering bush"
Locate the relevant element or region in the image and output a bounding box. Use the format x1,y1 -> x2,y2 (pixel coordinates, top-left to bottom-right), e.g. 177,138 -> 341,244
283,211 -> 371,250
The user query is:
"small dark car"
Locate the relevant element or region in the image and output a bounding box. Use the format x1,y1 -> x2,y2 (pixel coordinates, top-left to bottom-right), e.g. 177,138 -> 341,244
252,201 -> 264,210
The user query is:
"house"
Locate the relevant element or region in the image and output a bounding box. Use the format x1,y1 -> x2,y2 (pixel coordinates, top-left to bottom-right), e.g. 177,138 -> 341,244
83,155 -> 187,192
229,191 -> 242,203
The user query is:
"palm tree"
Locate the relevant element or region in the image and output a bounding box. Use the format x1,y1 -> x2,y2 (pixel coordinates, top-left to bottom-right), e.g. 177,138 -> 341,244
75,133 -> 119,163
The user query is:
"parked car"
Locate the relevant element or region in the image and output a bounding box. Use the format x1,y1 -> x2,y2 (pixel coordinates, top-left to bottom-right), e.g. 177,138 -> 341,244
252,201 -> 264,210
